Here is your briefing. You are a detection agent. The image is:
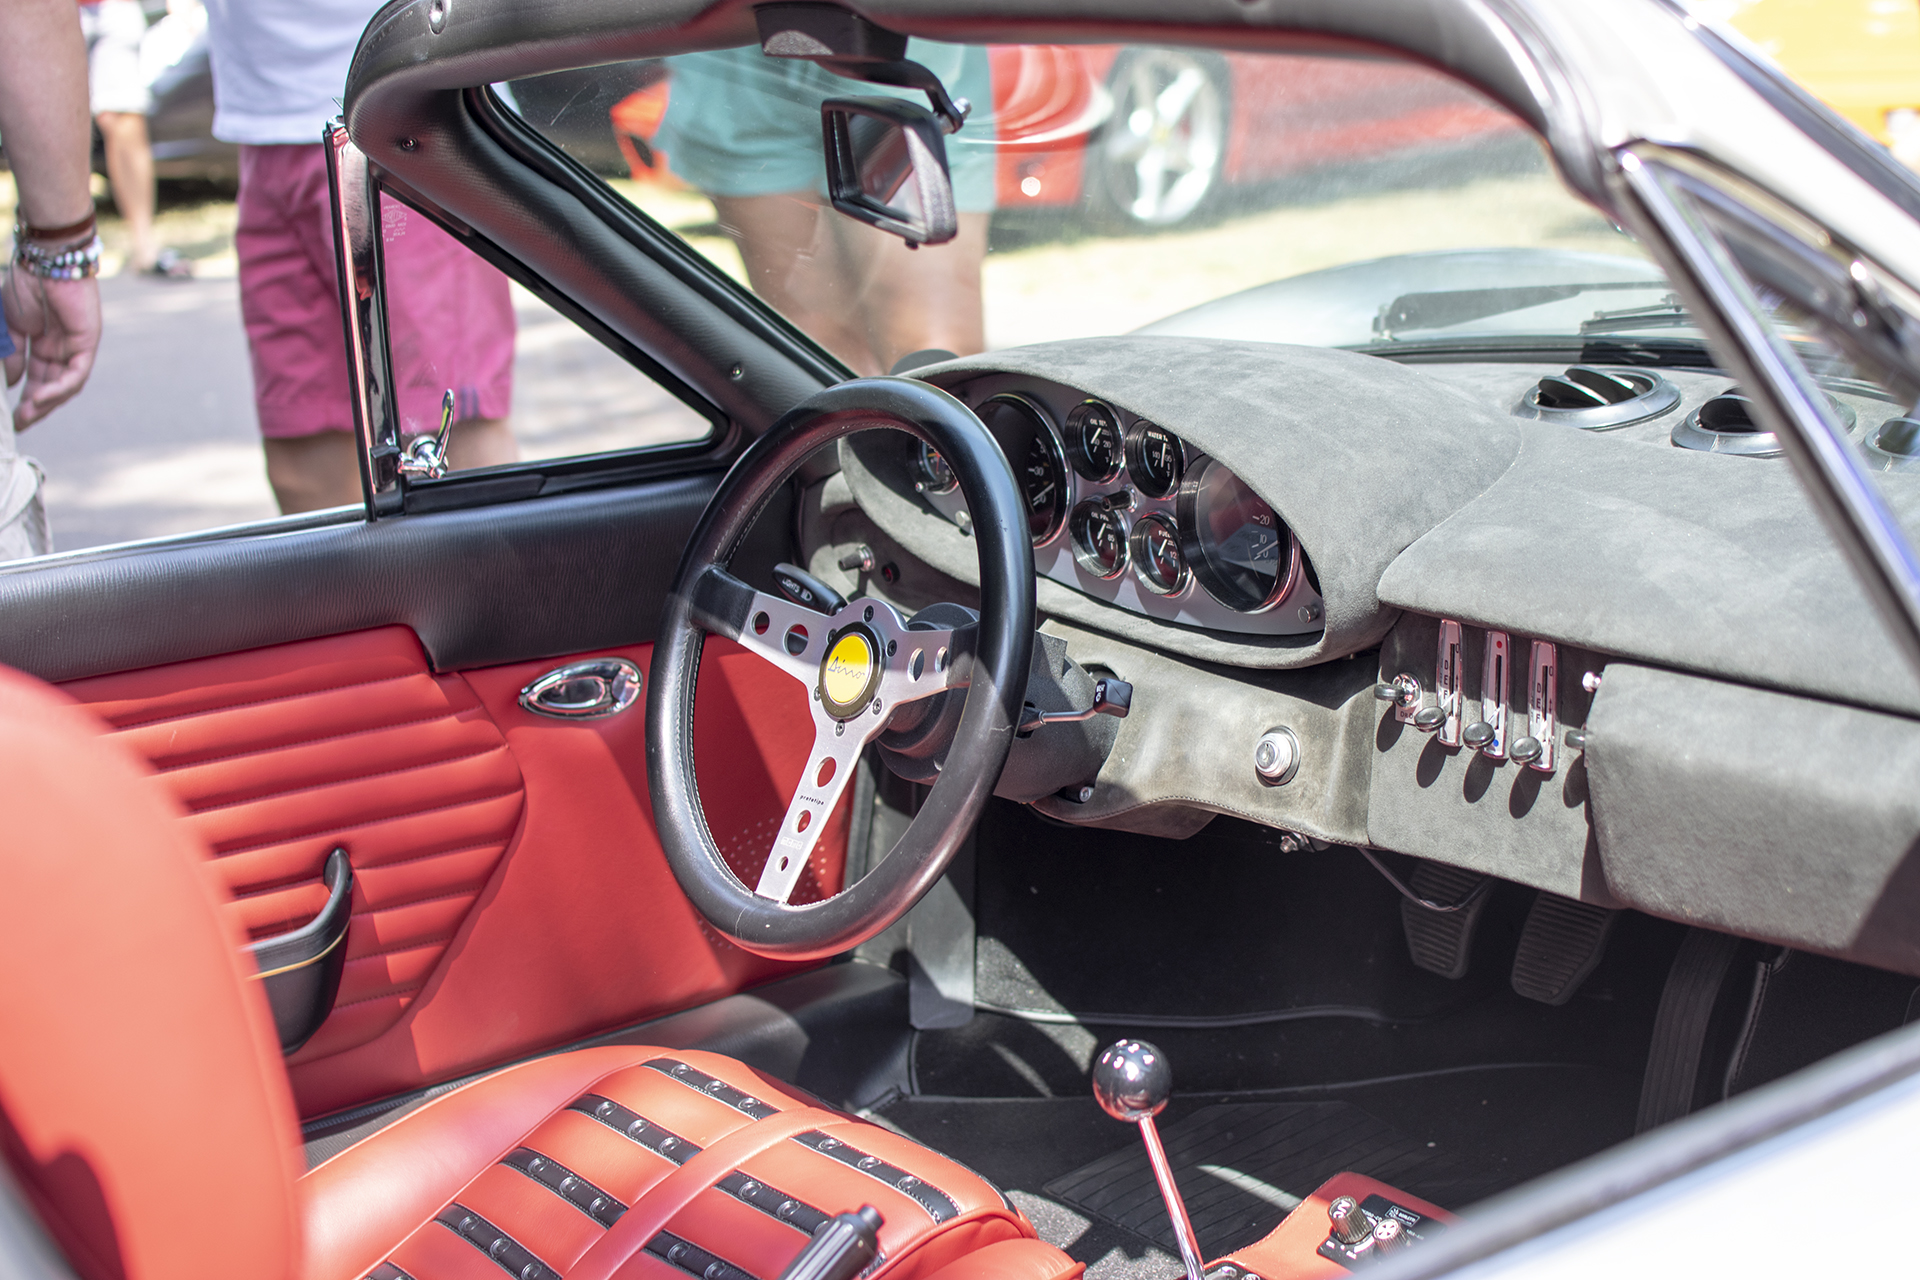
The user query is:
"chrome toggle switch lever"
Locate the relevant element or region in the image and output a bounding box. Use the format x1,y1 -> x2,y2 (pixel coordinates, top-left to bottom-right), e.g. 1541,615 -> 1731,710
398,388 -> 457,481
1374,673 -> 1421,724
1094,1040 -> 1205,1280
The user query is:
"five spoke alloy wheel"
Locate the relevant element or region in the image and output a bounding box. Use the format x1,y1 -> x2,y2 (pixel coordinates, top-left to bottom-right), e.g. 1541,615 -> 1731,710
1091,49 -> 1228,229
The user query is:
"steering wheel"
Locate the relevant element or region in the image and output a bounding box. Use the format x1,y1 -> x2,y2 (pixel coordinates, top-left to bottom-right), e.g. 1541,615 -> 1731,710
646,378 -> 1035,960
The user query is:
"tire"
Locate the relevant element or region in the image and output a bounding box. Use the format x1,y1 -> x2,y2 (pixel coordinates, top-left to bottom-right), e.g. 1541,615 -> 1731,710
1087,49 -> 1230,230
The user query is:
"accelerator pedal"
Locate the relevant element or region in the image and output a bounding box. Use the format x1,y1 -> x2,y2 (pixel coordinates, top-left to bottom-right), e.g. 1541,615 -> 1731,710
1510,892 -> 1619,1005
1399,861 -> 1490,980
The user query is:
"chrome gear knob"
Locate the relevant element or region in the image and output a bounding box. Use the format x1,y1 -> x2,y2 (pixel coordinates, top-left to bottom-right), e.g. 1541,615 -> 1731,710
1093,1038 -> 1172,1122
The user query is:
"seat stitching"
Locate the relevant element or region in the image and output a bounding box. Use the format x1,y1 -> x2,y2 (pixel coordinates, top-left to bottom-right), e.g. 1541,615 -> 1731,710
97,670 -> 424,730
207,787 -> 523,857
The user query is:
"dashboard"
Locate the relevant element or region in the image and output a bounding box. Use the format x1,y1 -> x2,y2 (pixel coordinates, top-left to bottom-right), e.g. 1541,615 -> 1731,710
813,334 -> 1920,981
880,375 -> 1325,637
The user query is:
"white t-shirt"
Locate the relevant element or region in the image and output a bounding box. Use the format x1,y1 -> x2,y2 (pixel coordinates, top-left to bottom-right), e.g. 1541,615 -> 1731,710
204,0 -> 386,145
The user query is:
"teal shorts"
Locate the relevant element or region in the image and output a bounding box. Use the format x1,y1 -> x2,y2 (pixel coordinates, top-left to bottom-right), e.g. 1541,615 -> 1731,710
654,43 -> 997,212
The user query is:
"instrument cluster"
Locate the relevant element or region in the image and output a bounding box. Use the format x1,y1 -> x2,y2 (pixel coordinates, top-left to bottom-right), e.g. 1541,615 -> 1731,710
913,380 -> 1325,637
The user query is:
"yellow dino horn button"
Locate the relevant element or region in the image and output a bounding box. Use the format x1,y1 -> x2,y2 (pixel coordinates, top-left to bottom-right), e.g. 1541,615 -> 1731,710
818,625 -> 882,719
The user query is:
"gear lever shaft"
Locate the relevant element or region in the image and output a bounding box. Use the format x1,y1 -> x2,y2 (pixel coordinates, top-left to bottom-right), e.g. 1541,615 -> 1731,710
1093,1040 -> 1205,1280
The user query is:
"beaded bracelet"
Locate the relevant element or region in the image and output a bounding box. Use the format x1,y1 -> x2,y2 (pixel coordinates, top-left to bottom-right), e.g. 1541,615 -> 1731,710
13,233 -> 103,281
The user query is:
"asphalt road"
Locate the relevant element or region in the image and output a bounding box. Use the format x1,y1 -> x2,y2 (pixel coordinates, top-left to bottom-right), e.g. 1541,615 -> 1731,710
23,269 -> 711,553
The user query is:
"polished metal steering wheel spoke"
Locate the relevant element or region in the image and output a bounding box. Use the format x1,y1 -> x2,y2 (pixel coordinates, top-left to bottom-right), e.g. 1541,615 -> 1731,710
735,593 -> 974,904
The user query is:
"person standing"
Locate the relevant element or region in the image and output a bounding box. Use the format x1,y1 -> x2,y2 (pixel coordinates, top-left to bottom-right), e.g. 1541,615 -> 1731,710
203,0 -> 519,515
78,0 -> 185,276
1,0 -> 106,559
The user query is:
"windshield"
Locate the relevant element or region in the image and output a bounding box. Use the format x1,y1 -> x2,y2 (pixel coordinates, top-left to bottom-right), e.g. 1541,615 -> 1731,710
507,43 -> 1678,372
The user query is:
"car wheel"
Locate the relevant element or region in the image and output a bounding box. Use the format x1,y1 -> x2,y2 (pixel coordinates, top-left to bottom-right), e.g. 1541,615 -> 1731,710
1088,49 -> 1229,230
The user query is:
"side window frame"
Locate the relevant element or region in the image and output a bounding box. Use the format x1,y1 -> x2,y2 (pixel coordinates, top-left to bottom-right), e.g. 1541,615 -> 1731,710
325,122 -> 736,523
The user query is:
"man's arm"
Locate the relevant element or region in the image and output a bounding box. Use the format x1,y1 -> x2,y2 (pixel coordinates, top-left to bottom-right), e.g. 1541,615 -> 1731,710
0,0 -> 103,428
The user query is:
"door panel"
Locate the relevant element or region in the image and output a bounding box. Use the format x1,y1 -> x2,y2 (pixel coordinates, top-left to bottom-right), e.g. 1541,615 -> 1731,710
59,624 -> 847,1118
62,627 -> 528,1067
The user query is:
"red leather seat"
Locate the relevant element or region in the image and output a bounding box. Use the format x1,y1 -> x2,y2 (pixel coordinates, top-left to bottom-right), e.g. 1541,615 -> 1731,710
0,667 -> 1080,1280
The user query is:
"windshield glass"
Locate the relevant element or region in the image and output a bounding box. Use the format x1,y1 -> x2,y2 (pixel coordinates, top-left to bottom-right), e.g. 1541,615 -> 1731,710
508,43 -> 1680,372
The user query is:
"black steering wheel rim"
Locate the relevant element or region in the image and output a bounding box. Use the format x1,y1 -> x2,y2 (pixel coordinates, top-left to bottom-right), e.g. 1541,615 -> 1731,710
645,377 -> 1035,960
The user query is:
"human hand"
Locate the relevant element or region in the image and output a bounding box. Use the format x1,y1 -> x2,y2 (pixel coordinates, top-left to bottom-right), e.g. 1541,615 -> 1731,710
1,267 -> 101,430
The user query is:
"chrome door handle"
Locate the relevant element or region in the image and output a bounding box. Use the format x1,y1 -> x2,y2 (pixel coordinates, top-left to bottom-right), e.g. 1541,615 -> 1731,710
519,657 -> 643,719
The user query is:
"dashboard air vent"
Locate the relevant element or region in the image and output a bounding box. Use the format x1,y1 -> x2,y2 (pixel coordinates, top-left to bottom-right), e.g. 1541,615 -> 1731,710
1670,392 -> 1779,457
1514,365 -> 1679,430
1865,416 -> 1920,471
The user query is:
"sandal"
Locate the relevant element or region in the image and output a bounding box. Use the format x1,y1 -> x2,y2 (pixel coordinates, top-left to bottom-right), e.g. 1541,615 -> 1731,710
143,248 -> 194,280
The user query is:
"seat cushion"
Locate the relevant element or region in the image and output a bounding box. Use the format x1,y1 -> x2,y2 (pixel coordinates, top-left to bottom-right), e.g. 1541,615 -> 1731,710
302,1045 -> 1080,1280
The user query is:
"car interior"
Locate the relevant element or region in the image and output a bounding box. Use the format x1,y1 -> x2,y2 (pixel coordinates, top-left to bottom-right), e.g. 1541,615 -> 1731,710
7,1 -> 1920,1279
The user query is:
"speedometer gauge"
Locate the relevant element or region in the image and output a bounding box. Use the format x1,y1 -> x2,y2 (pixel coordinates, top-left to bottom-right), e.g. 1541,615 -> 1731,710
1177,458 -> 1295,612
1066,401 -> 1124,481
977,394 -> 1067,545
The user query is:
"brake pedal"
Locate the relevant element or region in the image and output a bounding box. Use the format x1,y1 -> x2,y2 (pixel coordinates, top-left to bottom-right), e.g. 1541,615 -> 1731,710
1510,892 -> 1618,1005
1399,861 -> 1489,979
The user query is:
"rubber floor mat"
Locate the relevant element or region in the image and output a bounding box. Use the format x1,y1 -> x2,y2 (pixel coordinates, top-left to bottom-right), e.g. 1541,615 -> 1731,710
1044,1102 -> 1501,1258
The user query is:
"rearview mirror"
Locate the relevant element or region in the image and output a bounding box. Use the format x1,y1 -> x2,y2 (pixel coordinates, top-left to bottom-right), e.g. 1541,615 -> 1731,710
822,96 -> 958,246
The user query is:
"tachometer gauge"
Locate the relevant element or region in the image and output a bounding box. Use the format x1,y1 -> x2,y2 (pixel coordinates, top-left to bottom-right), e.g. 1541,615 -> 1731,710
977,394 -> 1067,545
1129,513 -> 1188,595
1127,422 -> 1184,497
1066,401 -> 1124,481
914,441 -> 957,494
1177,458 -> 1295,612
1070,500 -> 1129,579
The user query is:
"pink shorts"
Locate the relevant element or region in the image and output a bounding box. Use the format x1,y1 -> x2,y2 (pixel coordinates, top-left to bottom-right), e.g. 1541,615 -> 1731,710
235,143 -> 515,439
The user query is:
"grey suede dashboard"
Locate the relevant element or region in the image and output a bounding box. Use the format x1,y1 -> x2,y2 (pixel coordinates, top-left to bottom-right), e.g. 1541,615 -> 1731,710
831,335 -> 1920,974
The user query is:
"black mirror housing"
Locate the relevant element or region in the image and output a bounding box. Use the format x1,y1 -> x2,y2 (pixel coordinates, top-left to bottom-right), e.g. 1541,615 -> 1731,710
822,96 -> 959,246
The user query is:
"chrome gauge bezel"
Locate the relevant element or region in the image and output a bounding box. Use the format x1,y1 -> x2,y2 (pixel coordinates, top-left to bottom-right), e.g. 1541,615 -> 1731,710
1175,457 -> 1301,614
1128,512 -> 1190,596
899,375 -> 1325,637
914,441 -> 959,494
1069,499 -> 1131,580
1125,420 -> 1185,498
1065,400 -> 1126,483
980,392 -> 1070,548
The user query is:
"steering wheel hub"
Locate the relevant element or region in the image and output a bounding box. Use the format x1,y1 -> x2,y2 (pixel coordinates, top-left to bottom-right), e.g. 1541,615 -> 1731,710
819,622 -> 884,719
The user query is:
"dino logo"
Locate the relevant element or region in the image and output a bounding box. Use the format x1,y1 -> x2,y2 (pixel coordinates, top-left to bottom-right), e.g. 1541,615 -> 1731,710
819,626 -> 880,718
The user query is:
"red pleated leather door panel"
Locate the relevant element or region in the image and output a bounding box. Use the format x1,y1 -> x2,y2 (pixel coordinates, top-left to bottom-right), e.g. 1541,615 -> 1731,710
62,627 -> 527,1063
62,628 -> 844,1118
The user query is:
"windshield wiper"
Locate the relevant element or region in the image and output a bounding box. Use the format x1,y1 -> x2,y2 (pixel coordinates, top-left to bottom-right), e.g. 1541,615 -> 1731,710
1373,281 -> 1671,338
1578,295 -> 1693,334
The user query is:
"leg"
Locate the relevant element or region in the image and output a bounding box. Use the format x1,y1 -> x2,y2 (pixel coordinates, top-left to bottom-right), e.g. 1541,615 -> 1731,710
95,111 -> 157,271
447,416 -> 519,469
711,193 -> 879,373
263,431 -> 363,515
836,212 -> 990,373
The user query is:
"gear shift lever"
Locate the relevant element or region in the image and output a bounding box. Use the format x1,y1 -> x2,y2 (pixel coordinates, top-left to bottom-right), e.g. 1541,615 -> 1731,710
1093,1040 -> 1206,1280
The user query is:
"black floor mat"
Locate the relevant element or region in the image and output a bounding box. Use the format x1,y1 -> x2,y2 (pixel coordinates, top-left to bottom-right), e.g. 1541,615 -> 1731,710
1043,1101 -> 1501,1258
